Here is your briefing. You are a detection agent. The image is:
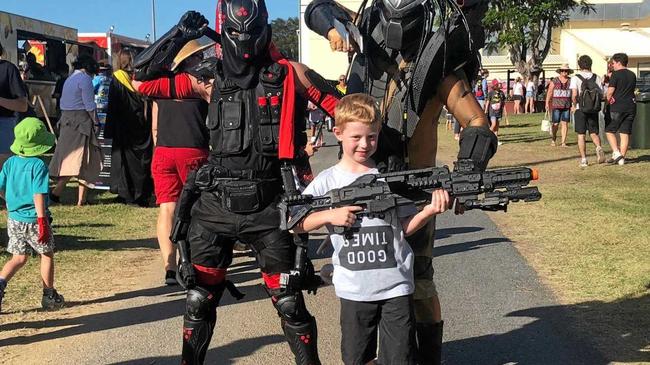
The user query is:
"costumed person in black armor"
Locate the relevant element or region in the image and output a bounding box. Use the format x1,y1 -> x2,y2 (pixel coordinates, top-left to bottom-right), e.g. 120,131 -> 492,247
132,2 -> 340,364
304,1 -> 497,363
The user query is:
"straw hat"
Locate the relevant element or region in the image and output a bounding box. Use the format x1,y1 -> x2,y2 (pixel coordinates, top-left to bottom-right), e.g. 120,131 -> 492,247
10,117 -> 55,157
171,36 -> 216,71
556,63 -> 574,74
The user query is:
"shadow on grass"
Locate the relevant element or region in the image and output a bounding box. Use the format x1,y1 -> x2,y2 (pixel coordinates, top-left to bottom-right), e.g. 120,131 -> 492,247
500,132 -> 551,144
109,335 -> 287,365
624,154 -> 650,164
444,293 -> 650,364
53,235 -> 158,251
53,223 -> 114,229
501,123 -> 538,129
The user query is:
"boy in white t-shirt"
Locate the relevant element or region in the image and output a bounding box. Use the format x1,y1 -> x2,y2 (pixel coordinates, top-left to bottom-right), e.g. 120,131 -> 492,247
294,94 -> 451,365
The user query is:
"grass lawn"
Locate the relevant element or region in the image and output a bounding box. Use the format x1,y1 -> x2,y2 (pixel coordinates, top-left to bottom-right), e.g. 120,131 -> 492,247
438,113 -> 650,363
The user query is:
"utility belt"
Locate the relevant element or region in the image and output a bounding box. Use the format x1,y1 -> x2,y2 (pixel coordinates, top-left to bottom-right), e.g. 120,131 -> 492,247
195,164 -> 281,214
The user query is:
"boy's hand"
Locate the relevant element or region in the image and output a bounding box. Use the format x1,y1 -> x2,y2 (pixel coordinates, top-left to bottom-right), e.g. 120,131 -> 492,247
422,189 -> 451,217
329,206 -> 363,227
37,217 -> 51,244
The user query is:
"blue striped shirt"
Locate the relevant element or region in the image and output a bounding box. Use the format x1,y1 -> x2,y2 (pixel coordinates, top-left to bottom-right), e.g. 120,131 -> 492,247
60,70 -> 96,111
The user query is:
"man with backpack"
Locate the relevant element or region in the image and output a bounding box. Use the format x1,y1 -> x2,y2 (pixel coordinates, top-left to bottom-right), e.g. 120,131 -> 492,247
570,55 -> 606,167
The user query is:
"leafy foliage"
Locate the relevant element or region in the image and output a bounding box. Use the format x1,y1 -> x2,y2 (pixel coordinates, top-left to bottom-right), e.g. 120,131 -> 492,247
483,0 -> 594,79
271,17 -> 299,60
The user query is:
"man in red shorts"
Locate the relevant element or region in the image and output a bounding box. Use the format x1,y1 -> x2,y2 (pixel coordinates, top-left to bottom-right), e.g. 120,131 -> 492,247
133,36 -> 215,285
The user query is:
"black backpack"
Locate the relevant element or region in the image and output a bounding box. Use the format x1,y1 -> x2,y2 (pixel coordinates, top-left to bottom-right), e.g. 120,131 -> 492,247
576,74 -> 603,113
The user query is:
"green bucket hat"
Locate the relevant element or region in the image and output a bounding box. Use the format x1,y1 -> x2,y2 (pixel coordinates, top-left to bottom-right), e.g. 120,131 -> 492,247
10,117 -> 55,157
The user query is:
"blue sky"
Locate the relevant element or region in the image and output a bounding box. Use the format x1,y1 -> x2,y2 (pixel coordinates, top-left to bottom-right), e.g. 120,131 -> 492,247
1,0 -> 299,40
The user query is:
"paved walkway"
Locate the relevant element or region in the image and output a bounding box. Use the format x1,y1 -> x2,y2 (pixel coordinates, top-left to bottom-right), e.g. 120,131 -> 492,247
1,134 -> 607,364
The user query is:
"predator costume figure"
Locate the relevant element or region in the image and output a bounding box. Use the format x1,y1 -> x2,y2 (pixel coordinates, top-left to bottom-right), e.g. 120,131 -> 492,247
134,2 -> 340,364
304,0 -> 498,363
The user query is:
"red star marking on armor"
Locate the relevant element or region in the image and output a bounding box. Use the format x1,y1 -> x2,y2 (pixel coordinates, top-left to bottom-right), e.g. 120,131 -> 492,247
300,334 -> 311,344
183,328 -> 193,341
237,7 -> 249,17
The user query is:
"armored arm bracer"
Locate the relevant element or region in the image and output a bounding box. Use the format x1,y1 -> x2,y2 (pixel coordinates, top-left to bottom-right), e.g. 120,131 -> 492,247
304,0 -> 353,39
133,26 -> 188,81
303,69 -> 341,118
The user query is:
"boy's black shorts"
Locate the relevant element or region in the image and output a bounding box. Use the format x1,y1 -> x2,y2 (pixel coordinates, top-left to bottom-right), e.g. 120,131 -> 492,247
340,295 -> 416,365
607,110 -> 636,134
574,109 -> 599,135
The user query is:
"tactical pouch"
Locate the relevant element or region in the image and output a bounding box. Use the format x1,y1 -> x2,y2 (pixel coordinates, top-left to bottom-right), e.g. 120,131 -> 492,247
219,181 -> 262,214
220,101 -> 244,154
258,96 -> 274,148
258,95 -> 281,156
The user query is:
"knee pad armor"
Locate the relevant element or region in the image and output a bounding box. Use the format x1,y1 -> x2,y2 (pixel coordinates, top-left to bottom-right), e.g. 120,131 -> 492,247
182,286 -> 224,365
272,289 -> 311,323
185,286 -> 222,321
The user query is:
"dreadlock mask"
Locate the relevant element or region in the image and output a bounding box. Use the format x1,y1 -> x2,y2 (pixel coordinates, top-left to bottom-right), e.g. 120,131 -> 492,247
220,0 -> 272,62
377,0 -> 426,54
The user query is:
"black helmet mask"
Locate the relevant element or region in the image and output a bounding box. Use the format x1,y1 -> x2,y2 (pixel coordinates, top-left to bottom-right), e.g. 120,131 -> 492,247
378,0 -> 426,55
221,0 -> 271,62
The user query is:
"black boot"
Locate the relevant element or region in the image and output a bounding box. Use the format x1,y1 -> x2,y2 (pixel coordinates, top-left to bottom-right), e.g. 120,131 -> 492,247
416,320 -> 444,365
282,316 -> 321,365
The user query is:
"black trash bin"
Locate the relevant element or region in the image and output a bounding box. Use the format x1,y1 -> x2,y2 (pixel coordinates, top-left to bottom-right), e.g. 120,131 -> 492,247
631,92 -> 650,149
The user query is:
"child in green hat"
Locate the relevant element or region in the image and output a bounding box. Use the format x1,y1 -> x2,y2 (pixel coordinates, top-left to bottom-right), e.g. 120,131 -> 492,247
0,117 -> 64,312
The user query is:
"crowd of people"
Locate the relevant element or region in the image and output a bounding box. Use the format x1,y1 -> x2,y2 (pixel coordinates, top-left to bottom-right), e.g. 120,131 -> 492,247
471,52 -> 638,167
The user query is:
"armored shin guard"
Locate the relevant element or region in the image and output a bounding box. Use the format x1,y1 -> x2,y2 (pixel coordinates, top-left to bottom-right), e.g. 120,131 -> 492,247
181,286 -> 223,365
272,290 -> 321,365
282,316 -> 321,365
416,321 -> 444,365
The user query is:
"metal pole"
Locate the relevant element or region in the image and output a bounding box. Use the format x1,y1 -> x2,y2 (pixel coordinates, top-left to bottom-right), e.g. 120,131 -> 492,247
151,0 -> 157,41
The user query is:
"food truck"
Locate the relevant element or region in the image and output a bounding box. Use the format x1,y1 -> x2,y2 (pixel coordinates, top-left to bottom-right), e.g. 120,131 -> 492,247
0,11 -> 94,120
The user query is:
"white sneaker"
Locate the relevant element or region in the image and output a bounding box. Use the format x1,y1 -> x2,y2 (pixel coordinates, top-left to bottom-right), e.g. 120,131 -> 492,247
618,157 -> 625,166
596,146 -> 605,164
579,159 -> 588,167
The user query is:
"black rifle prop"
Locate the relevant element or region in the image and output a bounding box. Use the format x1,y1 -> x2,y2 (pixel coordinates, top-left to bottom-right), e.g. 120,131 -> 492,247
279,159 -> 541,234
279,164 -> 323,294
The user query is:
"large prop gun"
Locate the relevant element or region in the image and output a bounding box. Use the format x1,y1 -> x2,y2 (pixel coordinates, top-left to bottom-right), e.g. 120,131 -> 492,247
280,159 -> 541,233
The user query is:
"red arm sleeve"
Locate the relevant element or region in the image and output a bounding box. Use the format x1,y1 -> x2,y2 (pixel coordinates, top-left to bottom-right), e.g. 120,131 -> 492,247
305,85 -> 338,118
137,73 -> 197,99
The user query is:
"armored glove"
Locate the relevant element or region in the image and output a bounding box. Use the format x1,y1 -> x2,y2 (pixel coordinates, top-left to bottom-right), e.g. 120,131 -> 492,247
178,11 -> 208,40
177,253 -> 197,290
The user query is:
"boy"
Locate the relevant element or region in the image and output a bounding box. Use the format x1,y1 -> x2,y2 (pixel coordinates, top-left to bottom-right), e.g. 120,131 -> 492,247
0,117 -> 63,312
485,79 -> 507,144
295,94 -> 451,365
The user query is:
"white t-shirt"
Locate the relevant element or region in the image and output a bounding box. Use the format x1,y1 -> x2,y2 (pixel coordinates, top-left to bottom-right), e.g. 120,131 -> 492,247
513,82 -> 524,96
569,71 -> 603,110
302,164 -> 416,302
526,81 -> 536,93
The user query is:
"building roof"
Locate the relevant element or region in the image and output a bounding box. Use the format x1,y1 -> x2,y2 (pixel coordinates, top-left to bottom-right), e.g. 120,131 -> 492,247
563,28 -> 650,57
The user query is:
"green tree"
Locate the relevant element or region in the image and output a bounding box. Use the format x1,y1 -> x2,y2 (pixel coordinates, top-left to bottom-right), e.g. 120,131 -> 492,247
271,17 -> 299,60
483,0 -> 594,80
